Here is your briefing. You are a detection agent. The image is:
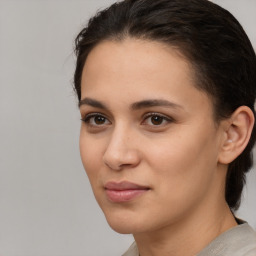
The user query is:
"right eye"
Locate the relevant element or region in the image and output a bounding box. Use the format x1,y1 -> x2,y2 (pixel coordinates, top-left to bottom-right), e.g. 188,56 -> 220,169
81,113 -> 111,126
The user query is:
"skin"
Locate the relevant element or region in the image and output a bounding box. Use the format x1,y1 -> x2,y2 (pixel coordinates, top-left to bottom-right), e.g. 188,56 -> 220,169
79,38 -> 252,256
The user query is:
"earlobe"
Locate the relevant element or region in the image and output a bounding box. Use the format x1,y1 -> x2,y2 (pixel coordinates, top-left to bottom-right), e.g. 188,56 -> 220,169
218,106 -> 255,164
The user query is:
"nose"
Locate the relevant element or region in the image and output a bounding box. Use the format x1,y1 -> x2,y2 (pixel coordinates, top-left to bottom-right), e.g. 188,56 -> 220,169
103,126 -> 141,171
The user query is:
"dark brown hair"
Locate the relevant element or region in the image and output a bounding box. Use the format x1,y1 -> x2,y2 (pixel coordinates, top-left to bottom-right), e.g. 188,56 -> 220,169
74,0 -> 256,210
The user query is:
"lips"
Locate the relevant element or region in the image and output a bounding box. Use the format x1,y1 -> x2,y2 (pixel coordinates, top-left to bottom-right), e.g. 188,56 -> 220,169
104,181 -> 150,202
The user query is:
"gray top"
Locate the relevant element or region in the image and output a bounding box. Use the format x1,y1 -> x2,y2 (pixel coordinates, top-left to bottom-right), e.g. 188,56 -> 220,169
122,223 -> 256,256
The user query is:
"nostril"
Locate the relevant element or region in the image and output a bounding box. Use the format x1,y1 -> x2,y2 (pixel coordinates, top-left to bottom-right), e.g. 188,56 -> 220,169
103,148 -> 141,171
102,132 -> 141,170
104,160 -> 122,171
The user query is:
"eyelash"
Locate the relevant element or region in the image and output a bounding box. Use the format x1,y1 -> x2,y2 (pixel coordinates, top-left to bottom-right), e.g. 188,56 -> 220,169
142,112 -> 174,126
81,112 -> 174,128
81,113 -> 111,127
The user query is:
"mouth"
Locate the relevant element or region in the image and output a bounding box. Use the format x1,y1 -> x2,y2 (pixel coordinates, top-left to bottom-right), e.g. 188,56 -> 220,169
104,181 -> 150,203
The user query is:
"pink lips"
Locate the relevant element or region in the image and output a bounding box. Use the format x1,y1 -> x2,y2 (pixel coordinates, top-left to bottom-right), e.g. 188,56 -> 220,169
104,181 -> 150,203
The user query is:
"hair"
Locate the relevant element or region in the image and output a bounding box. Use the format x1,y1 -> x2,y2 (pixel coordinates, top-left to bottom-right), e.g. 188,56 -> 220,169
73,0 -> 256,211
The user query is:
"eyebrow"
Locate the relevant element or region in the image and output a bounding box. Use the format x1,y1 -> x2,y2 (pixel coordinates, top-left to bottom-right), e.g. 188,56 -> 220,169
79,97 -> 183,111
79,98 -> 107,109
130,99 -> 183,110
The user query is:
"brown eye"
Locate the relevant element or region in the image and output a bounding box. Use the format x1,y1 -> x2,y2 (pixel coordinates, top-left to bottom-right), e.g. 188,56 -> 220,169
142,113 -> 173,127
94,116 -> 106,125
150,116 -> 164,125
81,113 -> 111,126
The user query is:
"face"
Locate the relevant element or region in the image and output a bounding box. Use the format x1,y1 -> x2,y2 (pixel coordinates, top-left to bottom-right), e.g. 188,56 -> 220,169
79,38 -> 225,235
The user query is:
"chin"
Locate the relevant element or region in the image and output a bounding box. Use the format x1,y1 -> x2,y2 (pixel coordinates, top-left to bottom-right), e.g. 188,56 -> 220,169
103,209 -> 146,234
108,222 -> 135,234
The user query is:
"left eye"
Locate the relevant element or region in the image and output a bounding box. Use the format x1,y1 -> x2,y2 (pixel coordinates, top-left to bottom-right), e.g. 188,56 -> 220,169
143,114 -> 172,126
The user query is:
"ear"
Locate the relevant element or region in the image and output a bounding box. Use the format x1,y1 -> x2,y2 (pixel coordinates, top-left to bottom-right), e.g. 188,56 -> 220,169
218,106 -> 255,164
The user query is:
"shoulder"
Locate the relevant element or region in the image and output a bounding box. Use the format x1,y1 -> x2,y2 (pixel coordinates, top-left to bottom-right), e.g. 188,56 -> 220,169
197,223 -> 256,256
122,223 -> 256,256
122,242 -> 139,256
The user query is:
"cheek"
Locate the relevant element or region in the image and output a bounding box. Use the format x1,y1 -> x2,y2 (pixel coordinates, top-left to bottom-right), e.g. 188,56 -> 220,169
146,126 -> 219,192
79,132 -> 103,181
139,134 -> 219,224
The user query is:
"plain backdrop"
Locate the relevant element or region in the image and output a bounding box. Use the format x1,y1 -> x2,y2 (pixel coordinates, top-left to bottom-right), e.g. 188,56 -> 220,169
0,0 -> 255,255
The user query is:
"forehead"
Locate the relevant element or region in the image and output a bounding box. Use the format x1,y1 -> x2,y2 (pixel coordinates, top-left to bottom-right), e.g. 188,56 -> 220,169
83,38 -> 192,79
81,38 -> 214,116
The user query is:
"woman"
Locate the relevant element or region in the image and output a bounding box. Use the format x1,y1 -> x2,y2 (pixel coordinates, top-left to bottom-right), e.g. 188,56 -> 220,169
73,0 -> 256,255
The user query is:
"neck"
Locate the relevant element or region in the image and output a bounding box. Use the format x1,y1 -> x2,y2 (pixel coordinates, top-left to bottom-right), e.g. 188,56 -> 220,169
133,193 -> 237,256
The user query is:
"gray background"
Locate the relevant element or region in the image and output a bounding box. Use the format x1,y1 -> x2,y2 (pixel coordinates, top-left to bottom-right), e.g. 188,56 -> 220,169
0,0 -> 255,255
